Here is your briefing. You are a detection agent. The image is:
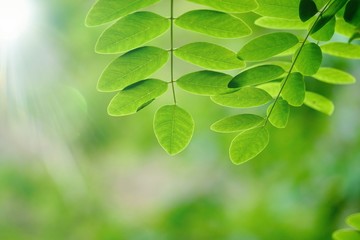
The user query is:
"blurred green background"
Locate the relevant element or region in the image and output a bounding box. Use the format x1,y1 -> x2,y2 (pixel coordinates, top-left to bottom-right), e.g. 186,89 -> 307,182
0,0 -> 359,239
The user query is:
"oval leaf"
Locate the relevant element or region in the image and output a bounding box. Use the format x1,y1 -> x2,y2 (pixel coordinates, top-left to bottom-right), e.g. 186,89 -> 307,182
254,0 -> 300,19
313,67 -> 356,84
344,0 -> 360,27
96,12 -> 170,54
176,71 -> 232,96
347,213 -> 360,231
238,32 -> 299,61
85,0 -> 160,26
304,91 -> 334,115
311,17 -> 336,41
229,127 -> 270,164
188,0 -> 258,13
267,99 -> 290,128
97,47 -> 168,92
107,79 -> 168,116
255,17 -> 309,29
282,72 -> 305,106
229,65 -> 285,88
175,10 -> 252,38
175,42 -> 245,70
299,0 -> 318,22
211,87 -> 273,108
153,105 -> 195,155
211,114 -> 265,133
294,43 -> 322,76
321,42 -> 360,59
257,82 -> 281,98
333,229 -> 360,240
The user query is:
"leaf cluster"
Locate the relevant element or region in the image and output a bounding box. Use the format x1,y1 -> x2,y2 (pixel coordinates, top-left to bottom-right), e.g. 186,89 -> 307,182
333,213 -> 360,240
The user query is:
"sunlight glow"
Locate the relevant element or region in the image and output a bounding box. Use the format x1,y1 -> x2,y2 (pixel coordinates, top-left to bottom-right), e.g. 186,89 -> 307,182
0,0 -> 35,45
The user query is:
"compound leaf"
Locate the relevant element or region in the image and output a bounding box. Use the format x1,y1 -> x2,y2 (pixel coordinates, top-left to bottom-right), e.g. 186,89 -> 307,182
267,99 -> 290,128
98,47 -> 168,92
175,10 -> 251,38
313,67 -> 356,84
176,71 -> 232,96
304,91 -> 334,115
96,12 -> 170,54
299,0 -> 318,22
211,114 -> 264,133
188,0 -> 258,13
175,42 -> 245,70
294,43 -> 322,76
154,105 -> 194,155
282,72 -> 305,106
229,127 -> 269,164
321,42 -> 360,59
107,79 -> 168,116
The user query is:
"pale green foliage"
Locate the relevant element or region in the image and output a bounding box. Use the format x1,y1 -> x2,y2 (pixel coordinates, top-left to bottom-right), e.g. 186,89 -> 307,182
321,42 -> 360,59
188,0 -> 258,13
348,213 -> 360,231
304,92 -> 334,116
294,43 -> 322,76
281,72 -> 305,107
211,114 -> 264,133
255,17 -> 308,29
313,68 -> 356,84
333,213 -> 360,240
267,99 -> 290,128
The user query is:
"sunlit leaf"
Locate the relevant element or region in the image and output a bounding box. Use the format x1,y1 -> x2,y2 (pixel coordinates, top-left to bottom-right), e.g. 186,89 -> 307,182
304,91 -> 334,115
333,229 -> 360,240
175,42 -> 245,70
314,0 -> 328,9
175,10 -> 252,38
257,82 -> 281,98
153,105 -> 194,155
321,42 -> 360,59
255,17 -> 308,29
238,32 -> 299,61
349,32 -> 360,43
267,99 -> 290,128
211,114 -> 264,133
311,17 -> 335,41
299,0 -> 318,22
313,67 -> 356,84
98,47 -> 168,92
254,0 -> 300,19
229,127 -> 269,164
335,18 -> 357,37
188,0 -> 258,13
229,65 -> 285,88
85,0 -> 160,26
347,213 -> 360,231
107,79 -> 168,116
294,43 -> 322,76
176,71 -> 232,96
344,0 -> 360,27
282,72 -> 305,106
211,87 -> 273,108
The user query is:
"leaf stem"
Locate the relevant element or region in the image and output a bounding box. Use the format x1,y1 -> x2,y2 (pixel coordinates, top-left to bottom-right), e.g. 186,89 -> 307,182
263,0 -> 332,126
170,0 -> 177,104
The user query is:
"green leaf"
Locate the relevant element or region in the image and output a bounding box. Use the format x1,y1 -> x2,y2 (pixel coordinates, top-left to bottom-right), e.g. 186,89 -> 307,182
85,0 -> 160,26
267,99 -> 290,128
335,18 -> 357,37
176,71 -> 232,96
238,32 -> 299,61
153,105 -> 195,155
97,47 -> 168,92
229,65 -> 285,88
255,17 -> 309,29
299,0 -> 318,22
174,42 -> 245,70
175,10 -> 252,38
211,87 -> 273,108
311,17 -> 335,41
314,0 -> 328,10
344,0 -> 360,27
229,127 -> 269,164
257,82 -> 281,98
211,114 -> 264,133
333,230 -> 360,240
313,67 -> 356,84
282,72 -> 305,106
254,0 -> 300,19
321,42 -> 360,59
304,91 -> 334,115
188,0 -> 258,13
294,43 -> 322,76
95,12 -> 170,54
347,213 -> 360,231
107,79 -> 168,116
349,32 -> 360,43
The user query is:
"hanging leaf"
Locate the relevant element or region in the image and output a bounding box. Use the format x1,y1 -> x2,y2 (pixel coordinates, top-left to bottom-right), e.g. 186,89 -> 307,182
282,72 -> 305,106
97,47 -> 168,92
175,10 -> 252,38
333,229 -> 360,240
257,82 -> 281,98
255,17 -> 309,29
175,42 -> 245,70
304,91 -> 334,115
188,0 -> 258,13
229,127 -> 270,164
299,0 -> 318,22
211,87 -> 273,108
176,71 -> 232,96
153,105 -> 195,155
344,0 -> 360,27
95,12 -> 170,54
294,43 -> 322,76
311,17 -> 335,41
254,0 -> 300,19
321,42 -> 360,59
85,0 -> 161,26
238,32 -> 299,61
107,79 -> 168,116
267,99 -> 290,128
313,68 -> 356,84
347,213 -> 360,231
229,65 -> 285,88
211,114 -> 264,133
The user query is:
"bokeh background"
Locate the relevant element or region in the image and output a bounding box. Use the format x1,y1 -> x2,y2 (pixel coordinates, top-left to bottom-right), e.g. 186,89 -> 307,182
0,0 -> 359,239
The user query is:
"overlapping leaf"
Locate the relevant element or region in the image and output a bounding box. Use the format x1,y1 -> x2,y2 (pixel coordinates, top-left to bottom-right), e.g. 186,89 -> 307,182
313,67 -> 356,84
254,0 -> 300,19
347,213 -> 360,231
344,0 -> 360,27
333,230 -> 360,240
294,43 -> 322,76
304,91 -> 334,115
281,72 -> 305,106
188,0 -> 258,13
311,17 -> 335,41
321,42 -> 360,59
267,99 -> 290,128
299,0 -> 318,22
211,114 -> 264,133
255,17 -> 308,29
